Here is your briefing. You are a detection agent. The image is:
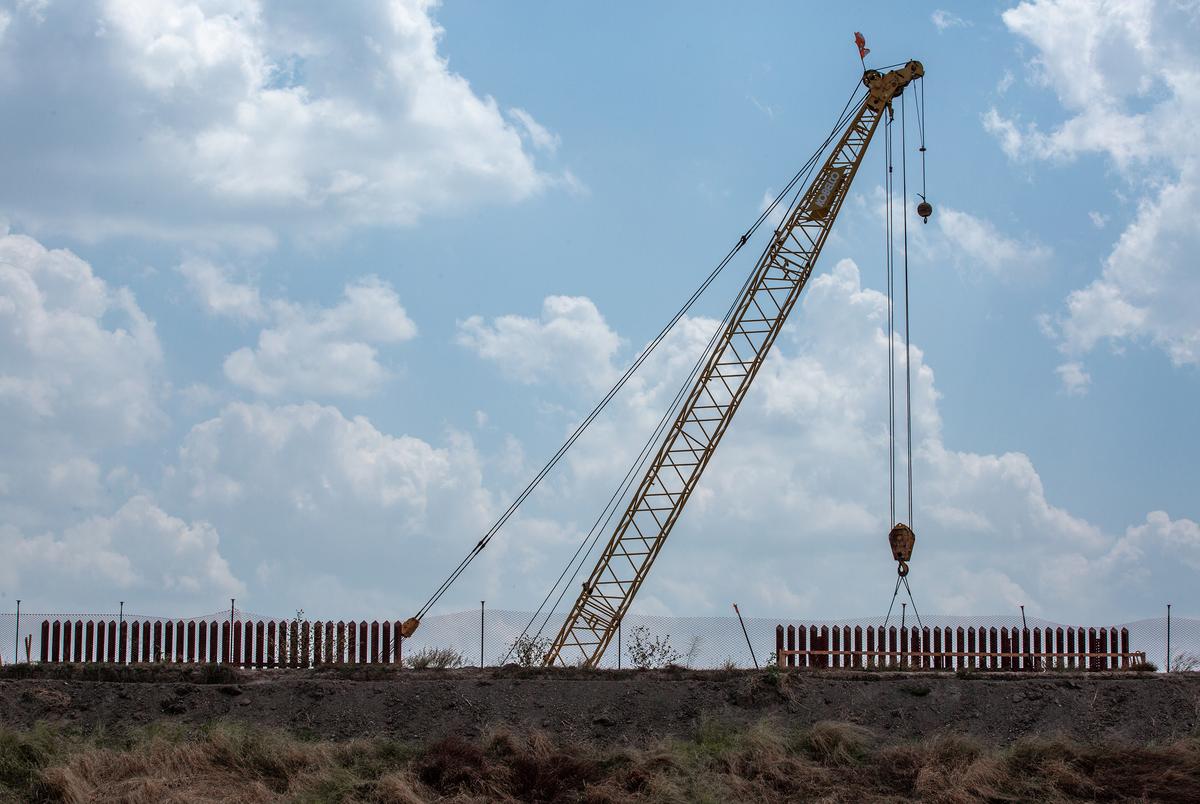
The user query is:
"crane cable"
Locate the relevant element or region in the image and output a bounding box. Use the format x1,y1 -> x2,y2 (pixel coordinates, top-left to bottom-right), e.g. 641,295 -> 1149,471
882,81 -> 926,632
502,80 -> 872,659
415,78 -> 869,625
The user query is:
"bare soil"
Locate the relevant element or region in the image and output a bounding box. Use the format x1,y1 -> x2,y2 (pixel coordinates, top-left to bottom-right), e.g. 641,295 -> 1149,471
2,664 -> 1198,746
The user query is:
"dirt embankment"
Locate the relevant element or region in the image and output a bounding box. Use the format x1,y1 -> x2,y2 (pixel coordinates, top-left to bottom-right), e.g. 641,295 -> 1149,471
2,664 -> 1198,746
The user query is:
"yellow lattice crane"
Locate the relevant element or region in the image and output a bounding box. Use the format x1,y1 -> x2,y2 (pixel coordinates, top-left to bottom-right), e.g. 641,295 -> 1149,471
404,58 -> 927,665
544,61 -> 925,666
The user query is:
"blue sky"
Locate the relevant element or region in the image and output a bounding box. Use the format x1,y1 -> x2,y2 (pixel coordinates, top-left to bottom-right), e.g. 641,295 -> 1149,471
0,0 -> 1197,626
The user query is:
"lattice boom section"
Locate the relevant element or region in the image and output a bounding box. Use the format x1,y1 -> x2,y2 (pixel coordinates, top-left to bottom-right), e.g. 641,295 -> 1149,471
548,101 -> 885,666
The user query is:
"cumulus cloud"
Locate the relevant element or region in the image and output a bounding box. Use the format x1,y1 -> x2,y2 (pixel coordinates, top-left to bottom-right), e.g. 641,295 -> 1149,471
0,496 -> 242,612
223,277 -> 417,397
163,401 -> 500,613
990,0 -> 1200,372
0,0 -> 561,246
931,9 -> 970,31
459,260 -> 1182,621
933,207 -> 1051,277
457,295 -> 622,390
1055,361 -> 1091,395
0,230 -> 164,529
177,258 -> 266,321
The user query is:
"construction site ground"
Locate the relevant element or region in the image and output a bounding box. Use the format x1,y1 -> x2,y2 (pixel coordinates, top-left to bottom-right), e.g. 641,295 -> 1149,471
3,664 -> 1197,746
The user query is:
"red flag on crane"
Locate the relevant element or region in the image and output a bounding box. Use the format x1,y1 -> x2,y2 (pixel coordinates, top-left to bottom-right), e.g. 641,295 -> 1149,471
854,32 -> 870,60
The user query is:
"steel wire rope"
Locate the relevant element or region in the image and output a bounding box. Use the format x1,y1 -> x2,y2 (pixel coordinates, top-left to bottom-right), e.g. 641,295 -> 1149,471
490,80 -> 871,655
901,90 -> 914,528
884,106 -> 896,527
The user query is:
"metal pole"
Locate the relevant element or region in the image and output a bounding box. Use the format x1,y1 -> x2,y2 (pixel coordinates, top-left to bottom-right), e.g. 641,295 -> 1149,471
1020,605 -> 1029,670
480,601 -> 485,669
119,602 -> 124,665
14,600 -> 20,665
1167,603 -> 1171,672
732,603 -> 759,670
229,598 -> 236,665
617,620 -> 622,669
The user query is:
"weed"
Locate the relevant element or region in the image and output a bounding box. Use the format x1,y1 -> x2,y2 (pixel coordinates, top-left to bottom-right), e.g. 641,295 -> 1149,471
506,634 -> 551,667
627,626 -> 680,670
404,647 -> 464,669
1172,652 -> 1200,672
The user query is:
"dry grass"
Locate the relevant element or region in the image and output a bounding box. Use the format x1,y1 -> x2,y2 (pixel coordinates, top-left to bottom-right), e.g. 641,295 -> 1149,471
2,719 -> 1198,803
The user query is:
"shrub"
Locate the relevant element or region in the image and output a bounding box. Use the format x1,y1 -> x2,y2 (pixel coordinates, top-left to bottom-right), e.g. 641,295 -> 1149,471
1171,652 -> 1200,672
406,648 -> 465,669
506,634 -> 551,667
627,626 -> 680,670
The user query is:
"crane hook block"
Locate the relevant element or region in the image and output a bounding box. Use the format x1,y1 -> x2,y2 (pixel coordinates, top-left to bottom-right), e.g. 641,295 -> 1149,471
917,201 -> 933,223
400,617 -> 421,638
888,522 -> 916,569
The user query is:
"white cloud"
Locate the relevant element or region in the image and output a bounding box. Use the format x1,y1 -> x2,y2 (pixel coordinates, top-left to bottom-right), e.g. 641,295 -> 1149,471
1055,361 -> 1091,395
992,0 -> 1200,372
163,401 -> 499,614
934,207 -> 1051,276
0,230 -> 164,529
177,258 -> 266,321
1088,210 -> 1108,228
0,495 -> 243,612
1054,166 -> 1200,365
931,9 -> 970,31
224,276 -> 417,396
457,260 -> 1186,622
0,0 -> 562,245
509,107 -> 560,154
457,295 -> 622,390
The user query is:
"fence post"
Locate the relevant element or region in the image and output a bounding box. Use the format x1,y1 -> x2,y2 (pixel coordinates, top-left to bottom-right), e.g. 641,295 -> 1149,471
618,620 -> 622,669
14,600 -> 20,664
732,604 -> 758,670
480,601 -> 485,669
1166,603 -> 1171,672
228,599 -> 235,665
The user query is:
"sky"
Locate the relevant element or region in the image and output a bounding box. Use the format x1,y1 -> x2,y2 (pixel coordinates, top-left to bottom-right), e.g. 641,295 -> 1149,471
0,0 -> 1197,625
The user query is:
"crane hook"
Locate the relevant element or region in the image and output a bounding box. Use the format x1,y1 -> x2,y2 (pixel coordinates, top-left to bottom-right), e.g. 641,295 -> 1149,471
888,522 -> 915,576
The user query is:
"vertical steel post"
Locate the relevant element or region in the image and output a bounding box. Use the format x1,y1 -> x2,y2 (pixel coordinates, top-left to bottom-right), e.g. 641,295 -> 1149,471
14,600 -> 20,665
617,620 -> 621,669
1167,603 -> 1171,672
119,601 -> 124,665
229,599 -> 236,665
480,601 -> 485,668
733,603 -> 759,670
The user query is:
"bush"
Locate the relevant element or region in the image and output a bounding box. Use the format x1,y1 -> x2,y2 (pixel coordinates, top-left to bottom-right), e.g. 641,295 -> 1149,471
627,626 -> 681,670
506,634 -> 551,667
1129,659 -> 1158,672
1171,652 -> 1200,672
405,648 -> 465,669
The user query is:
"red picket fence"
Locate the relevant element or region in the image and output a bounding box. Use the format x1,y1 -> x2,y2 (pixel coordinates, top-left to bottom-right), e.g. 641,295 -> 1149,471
775,623 -> 1147,671
37,618 -> 409,667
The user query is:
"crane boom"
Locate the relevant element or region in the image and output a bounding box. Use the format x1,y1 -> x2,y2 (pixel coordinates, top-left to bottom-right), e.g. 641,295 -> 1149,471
545,61 -> 924,667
